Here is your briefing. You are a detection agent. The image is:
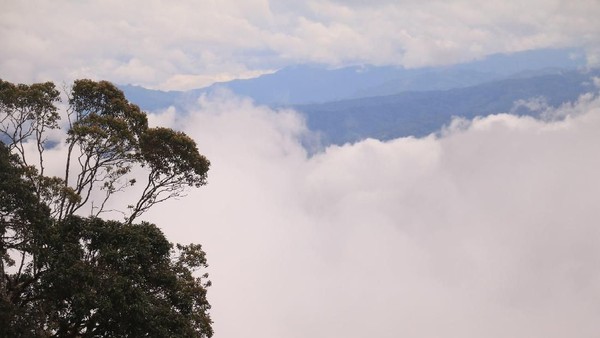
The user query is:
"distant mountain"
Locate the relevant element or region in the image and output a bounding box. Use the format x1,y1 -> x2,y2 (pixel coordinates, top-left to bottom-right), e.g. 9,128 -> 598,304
119,48 -> 596,146
118,85 -> 181,112
201,47 -> 585,105
120,47 -> 586,110
296,69 -> 599,145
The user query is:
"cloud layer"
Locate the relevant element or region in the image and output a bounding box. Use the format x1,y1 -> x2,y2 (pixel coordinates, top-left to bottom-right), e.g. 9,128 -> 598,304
2,0 -> 600,89
131,89 -> 600,338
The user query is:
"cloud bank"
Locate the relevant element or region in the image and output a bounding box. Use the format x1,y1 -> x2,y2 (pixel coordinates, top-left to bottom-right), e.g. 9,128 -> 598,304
2,0 -> 600,89
132,89 -> 600,337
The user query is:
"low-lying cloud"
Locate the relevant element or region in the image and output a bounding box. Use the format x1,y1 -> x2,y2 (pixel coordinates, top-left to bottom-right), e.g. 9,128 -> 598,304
137,89 -> 600,337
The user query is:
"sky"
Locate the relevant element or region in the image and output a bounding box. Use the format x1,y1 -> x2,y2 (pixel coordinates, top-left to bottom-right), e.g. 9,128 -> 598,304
1,0 -> 600,90
3,1 -> 600,337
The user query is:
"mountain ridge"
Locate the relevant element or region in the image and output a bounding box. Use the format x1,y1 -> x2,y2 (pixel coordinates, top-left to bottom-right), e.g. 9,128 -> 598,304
118,47 -> 595,146
120,47 -> 586,110
296,68 -> 599,145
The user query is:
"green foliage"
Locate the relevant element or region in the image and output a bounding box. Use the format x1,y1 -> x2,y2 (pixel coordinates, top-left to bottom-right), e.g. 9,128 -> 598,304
33,217 -> 212,337
68,79 -> 148,160
0,79 -> 60,171
130,128 -> 211,222
0,79 -> 212,337
140,127 -> 209,187
0,142 -> 54,337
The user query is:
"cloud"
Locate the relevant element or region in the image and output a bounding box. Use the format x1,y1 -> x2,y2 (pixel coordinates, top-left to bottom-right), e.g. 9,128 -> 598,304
1,0 -> 600,89
132,88 -> 600,337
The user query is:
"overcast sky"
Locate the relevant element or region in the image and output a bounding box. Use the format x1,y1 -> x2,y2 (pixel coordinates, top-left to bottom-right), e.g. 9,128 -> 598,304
1,0 -> 600,90
4,1 -> 600,337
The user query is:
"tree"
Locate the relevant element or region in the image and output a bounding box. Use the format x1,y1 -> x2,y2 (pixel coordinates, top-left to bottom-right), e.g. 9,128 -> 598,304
0,79 -> 212,337
0,142 -> 52,335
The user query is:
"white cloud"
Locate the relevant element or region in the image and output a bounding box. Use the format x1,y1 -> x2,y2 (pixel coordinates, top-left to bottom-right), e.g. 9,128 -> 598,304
133,89 -> 600,337
1,0 -> 599,89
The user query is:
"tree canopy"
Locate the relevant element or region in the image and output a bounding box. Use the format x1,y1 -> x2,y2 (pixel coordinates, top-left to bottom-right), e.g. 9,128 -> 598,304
0,79 -> 212,337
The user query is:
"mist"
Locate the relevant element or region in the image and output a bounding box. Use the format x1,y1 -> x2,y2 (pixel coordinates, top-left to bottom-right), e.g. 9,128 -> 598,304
132,89 -> 600,337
